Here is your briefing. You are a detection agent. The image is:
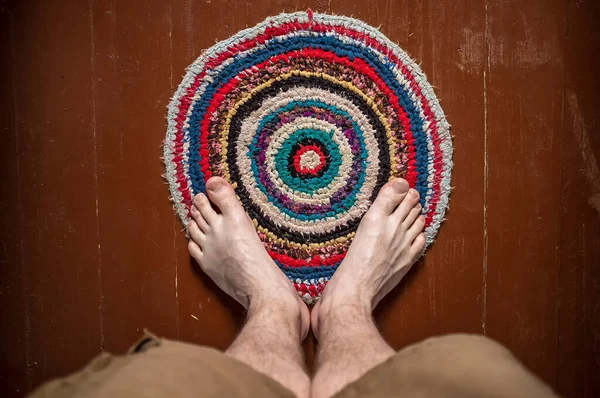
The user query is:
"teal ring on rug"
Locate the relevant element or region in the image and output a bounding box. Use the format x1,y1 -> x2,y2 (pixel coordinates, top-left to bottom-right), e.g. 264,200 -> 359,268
272,128 -> 342,193
247,100 -> 370,220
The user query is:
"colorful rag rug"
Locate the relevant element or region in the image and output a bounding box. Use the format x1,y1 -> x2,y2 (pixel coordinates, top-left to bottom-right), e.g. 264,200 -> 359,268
164,11 -> 452,304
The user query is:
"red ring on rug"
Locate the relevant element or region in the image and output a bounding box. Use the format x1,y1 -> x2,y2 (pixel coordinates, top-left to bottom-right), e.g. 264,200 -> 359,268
199,48 -> 412,187
292,144 -> 326,176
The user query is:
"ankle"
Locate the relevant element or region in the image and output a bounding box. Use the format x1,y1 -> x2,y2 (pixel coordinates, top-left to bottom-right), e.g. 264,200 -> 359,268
247,297 -> 305,339
315,295 -> 372,340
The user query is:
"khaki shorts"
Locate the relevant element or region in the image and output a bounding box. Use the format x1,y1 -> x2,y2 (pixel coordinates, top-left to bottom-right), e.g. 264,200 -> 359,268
29,333 -> 558,398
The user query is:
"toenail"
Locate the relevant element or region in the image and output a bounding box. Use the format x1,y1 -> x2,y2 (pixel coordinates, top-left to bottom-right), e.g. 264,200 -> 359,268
392,178 -> 408,193
208,179 -> 225,193
191,206 -> 198,214
408,188 -> 419,198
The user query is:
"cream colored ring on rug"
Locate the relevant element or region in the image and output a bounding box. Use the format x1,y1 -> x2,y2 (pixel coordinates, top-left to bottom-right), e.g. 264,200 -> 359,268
239,87 -> 381,206
235,87 -> 381,234
265,118 -> 354,204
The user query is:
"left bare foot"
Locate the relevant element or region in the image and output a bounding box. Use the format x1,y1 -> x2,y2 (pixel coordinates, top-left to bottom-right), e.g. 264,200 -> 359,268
187,176 -> 309,339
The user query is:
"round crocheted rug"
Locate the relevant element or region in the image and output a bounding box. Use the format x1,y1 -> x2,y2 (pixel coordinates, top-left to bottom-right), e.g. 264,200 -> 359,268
165,10 -> 452,304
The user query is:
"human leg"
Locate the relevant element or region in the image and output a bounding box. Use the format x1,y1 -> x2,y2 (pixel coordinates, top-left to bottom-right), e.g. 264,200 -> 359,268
187,177 -> 311,398
311,179 -> 425,398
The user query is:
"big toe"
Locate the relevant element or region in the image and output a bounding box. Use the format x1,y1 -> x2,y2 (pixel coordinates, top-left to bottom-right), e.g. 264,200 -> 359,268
370,178 -> 410,214
206,177 -> 242,215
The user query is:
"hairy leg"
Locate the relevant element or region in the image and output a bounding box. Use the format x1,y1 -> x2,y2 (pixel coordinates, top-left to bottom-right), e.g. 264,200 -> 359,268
187,177 -> 310,398
311,179 -> 425,398
226,301 -> 309,398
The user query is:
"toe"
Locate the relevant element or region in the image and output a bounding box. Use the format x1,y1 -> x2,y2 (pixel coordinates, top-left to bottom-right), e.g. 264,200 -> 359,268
370,178 -> 409,215
401,203 -> 422,227
190,206 -> 210,231
406,215 -> 426,243
394,188 -> 421,221
188,220 -> 206,246
411,232 -> 426,255
193,193 -> 217,225
206,177 -> 244,216
188,240 -> 202,260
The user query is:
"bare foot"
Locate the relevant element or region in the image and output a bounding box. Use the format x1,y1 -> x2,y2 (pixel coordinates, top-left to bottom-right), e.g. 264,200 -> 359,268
312,178 -> 426,337
187,176 -> 309,339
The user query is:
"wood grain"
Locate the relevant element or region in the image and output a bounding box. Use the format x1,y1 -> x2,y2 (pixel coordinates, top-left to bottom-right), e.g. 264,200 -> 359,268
1,0 -> 103,392
558,1 -> 600,396
0,6 -> 27,396
90,0 -> 179,352
484,0 -> 564,386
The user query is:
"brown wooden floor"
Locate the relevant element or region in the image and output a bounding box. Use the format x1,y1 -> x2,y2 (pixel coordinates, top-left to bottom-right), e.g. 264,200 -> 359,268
1,0 -> 599,397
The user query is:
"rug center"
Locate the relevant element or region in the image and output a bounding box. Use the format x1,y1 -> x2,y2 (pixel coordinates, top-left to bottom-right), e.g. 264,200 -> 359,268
299,150 -> 321,170
292,143 -> 327,176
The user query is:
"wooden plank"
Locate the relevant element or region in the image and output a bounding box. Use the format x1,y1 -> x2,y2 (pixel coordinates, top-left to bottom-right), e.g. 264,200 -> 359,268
173,0 -> 337,351
558,1 -> 600,397
0,7 -> 28,398
7,0 -> 102,393
484,0 -> 564,387
172,0 -> 243,350
90,0 -> 178,352
328,0 -> 487,348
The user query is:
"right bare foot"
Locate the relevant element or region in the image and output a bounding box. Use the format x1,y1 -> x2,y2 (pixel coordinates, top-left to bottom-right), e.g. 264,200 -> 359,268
312,178 -> 425,337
